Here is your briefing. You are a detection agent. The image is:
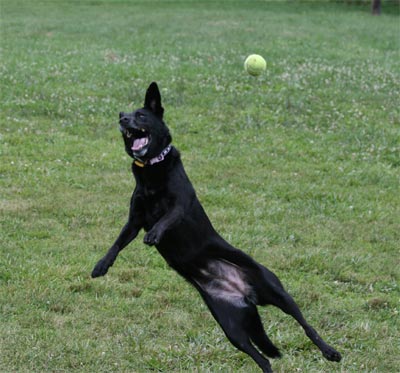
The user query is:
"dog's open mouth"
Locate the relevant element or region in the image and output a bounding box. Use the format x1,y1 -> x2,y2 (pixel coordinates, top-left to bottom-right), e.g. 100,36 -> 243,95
124,127 -> 151,155
132,135 -> 149,152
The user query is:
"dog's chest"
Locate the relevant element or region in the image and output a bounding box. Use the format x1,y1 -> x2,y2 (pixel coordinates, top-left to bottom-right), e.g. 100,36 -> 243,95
142,192 -> 170,230
134,172 -> 170,229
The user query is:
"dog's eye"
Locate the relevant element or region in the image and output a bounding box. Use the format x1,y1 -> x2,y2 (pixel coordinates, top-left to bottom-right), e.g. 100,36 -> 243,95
136,112 -> 146,120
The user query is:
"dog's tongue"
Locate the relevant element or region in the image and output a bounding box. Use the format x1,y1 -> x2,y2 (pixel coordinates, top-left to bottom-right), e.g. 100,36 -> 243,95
132,137 -> 148,151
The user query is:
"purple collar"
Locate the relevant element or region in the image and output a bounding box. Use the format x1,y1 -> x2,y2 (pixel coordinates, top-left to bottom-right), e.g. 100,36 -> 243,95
134,145 -> 172,168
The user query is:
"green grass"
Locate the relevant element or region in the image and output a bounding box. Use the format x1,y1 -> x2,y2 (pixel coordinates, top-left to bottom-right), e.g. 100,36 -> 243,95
1,0 -> 399,372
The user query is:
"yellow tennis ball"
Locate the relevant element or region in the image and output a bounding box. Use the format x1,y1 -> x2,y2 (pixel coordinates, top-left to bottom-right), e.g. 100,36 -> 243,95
244,54 -> 266,76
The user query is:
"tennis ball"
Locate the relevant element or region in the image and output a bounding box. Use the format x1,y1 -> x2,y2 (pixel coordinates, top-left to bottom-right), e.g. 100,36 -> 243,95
244,54 -> 266,76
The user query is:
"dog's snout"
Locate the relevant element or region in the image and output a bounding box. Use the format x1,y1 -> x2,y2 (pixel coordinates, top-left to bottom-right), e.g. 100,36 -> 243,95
119,112 -> 130,127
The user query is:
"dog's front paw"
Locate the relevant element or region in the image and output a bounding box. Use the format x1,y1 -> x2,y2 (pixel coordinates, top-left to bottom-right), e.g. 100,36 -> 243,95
91,258 -> 110,278
144,229 -> 161,246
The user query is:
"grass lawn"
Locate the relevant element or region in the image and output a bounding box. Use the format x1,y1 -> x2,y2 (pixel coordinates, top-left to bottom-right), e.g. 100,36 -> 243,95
1,1 -> 399,372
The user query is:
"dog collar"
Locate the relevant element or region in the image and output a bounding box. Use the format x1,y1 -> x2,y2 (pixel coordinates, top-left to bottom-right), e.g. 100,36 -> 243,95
134,144 -> 172,168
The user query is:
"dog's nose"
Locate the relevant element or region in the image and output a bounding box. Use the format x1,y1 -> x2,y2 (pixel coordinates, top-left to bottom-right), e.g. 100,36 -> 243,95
119,113 -> 130,126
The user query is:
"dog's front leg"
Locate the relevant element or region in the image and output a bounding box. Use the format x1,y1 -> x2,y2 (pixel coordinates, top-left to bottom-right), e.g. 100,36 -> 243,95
91,193 -> 144,278
143,205 -> 184,246
91,221 -> 141,277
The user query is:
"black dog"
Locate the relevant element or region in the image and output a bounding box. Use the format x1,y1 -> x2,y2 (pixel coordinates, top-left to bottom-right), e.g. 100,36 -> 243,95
91,82 -> 342,372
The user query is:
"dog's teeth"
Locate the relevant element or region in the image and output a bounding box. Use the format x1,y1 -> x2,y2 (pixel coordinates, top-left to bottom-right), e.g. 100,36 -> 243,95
141,128 -> 146,132
127,132 -> 132,138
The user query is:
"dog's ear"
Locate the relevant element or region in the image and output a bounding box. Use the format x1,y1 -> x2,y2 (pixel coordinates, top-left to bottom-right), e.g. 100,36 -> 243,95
144,82 -> 164,118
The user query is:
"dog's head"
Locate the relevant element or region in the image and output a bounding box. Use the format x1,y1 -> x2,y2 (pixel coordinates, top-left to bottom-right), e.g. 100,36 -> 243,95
119,82 -> 172,163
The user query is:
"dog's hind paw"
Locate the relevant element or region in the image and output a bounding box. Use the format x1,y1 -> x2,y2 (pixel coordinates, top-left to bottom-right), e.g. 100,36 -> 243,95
91,258 -> 110,278
322,346 -> 342,362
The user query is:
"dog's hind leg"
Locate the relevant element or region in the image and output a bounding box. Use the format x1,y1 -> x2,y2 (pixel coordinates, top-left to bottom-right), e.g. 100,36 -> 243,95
205,240 -> 341,363
255,268 -> 342,362
200,293 -> 274,373
269,289 -> 341,362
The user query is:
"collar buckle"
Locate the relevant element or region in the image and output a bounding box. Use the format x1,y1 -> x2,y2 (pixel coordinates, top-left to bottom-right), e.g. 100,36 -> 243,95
134,160 -> 145,167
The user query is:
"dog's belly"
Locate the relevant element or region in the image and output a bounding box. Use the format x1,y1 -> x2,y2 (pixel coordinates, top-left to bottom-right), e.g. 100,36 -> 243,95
195,260 -> 255,307
154,201 -> 217,262
156,224 -> 211,265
